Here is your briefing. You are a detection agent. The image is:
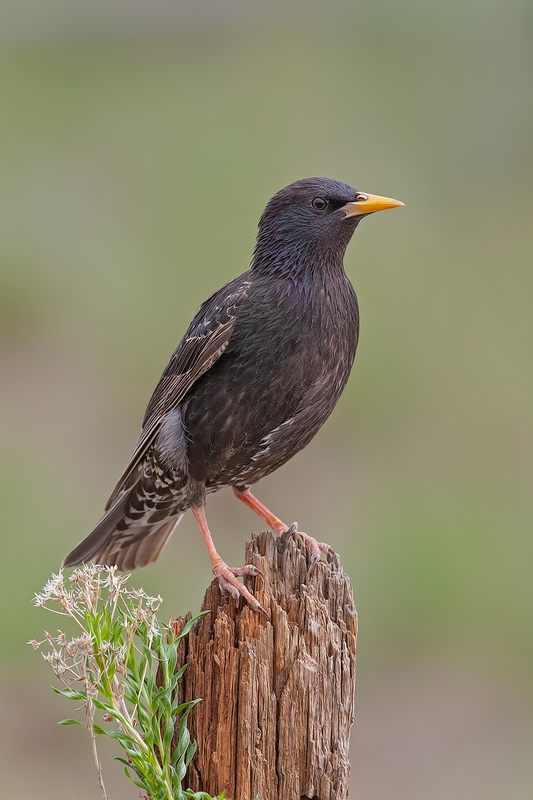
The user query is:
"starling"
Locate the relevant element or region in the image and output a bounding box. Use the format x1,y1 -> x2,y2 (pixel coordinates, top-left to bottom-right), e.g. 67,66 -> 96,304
63,177 -> 403,613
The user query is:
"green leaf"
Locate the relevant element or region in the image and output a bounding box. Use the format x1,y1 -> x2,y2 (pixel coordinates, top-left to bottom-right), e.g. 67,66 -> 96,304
92,724 -> 106,735
163,717 -> 175,754
175,756 -> 187,784
176,614 -> 199,642
160,694 -> 172,720
58,718 -> 85,727
167,644 -> 178,675
123,687 -> 138,705
142,726 -> 155,748
117,754 -> 144,779
185,738 -> 197,768
129,775 -> 151,792
136,704 -> 152,730
104,730 -> 133,742
153,684 -> 173,705
52,687 -> 86,701
176,699 -> 201,717
91,698 -> 110,711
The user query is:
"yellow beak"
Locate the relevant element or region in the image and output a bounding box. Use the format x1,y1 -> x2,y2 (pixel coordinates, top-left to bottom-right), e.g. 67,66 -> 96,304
340,193 -> 404,217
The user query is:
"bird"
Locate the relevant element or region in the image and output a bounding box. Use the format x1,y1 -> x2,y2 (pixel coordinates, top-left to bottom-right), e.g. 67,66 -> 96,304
63,177 -> 403,614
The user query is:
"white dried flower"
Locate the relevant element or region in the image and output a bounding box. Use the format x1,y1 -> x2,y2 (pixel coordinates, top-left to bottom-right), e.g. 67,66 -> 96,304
44,630 -> 56,647
42,650 -> 68,677
44,571 -> 65,597
34,573 -> 60,606
65,634 -> 93,658
102,565 -> 129,600
56,630 -> 67,646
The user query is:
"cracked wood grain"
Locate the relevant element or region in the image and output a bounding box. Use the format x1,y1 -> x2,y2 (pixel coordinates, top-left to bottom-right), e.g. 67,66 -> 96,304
171,530 -> 357,800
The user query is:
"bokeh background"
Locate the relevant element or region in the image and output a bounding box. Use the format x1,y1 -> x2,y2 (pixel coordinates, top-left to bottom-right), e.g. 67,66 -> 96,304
1,1 -> 532,797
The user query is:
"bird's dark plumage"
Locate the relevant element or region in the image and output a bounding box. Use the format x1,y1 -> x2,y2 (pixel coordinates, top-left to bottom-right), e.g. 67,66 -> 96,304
63,177 -> 403,611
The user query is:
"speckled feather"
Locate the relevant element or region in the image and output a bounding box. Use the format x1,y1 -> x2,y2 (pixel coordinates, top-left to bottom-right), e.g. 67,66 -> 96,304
63,178 -> 363,571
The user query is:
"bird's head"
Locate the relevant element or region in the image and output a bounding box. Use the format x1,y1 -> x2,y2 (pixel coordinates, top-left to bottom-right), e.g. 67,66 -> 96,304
253,177 -> 403,275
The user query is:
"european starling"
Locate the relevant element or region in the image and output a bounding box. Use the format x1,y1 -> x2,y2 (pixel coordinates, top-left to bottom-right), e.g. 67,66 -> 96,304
63,177 -> 403,613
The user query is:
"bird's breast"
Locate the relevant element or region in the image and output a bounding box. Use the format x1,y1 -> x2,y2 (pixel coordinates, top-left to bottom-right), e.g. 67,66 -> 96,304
183,274 -> 359,484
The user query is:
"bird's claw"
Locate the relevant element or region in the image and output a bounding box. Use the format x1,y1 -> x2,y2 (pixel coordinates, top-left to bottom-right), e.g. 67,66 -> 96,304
227,564 -> 264,578
281,524 -> 336,572
307,541 -> 337,572
285,522 -> 298,535
213,561 -> 268,617
308,550 -> 320,573
320,542 -> 337,559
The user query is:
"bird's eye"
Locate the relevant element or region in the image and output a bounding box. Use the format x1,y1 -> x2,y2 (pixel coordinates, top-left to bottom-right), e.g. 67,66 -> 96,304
311,197 -> 328,211
356,193 -> 368,202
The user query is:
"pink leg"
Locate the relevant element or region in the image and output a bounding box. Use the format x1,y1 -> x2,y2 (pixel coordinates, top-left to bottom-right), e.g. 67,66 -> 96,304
190,505 -> 267,616
233,487 -> 336,570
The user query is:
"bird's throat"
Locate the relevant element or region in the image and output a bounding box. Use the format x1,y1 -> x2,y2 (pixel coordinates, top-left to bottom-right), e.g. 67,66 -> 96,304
252,239 -> 347,282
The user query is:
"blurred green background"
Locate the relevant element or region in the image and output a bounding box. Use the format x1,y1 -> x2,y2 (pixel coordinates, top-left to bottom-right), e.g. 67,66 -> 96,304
1,1 -> 532,797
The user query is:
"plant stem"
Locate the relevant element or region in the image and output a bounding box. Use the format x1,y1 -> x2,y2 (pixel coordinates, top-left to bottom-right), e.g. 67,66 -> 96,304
86,679 -> 108,800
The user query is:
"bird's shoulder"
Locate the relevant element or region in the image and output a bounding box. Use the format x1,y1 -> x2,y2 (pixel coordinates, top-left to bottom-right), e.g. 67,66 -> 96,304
142,272 -> 252,428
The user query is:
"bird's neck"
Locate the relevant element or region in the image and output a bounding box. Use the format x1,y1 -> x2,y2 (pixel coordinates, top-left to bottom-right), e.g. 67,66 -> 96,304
251,238 -> 347,283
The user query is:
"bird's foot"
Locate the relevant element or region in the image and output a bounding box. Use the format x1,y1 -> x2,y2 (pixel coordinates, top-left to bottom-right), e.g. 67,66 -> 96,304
212,560 -> 268,617
282,522 -> 337,572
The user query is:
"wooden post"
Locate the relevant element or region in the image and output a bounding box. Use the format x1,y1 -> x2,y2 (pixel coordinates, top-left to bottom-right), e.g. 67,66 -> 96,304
171,530 -> 357,800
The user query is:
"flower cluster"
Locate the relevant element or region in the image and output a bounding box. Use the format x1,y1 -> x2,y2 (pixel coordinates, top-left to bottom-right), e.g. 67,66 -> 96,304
31,564 -> 218,800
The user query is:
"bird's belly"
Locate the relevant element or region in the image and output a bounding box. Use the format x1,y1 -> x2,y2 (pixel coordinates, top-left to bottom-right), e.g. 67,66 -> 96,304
237,363 -> 352,485
184,347 -> 354,489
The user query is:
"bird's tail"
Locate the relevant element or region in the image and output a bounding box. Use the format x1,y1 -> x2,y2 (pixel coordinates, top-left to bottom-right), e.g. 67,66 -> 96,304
62,493 -> 184,572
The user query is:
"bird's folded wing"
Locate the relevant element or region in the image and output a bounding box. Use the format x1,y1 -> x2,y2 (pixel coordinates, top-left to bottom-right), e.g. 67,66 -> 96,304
105,278 -> 250,510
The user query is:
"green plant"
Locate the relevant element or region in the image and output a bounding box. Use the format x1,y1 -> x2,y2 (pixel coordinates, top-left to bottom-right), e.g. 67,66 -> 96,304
30,564 -> 221,800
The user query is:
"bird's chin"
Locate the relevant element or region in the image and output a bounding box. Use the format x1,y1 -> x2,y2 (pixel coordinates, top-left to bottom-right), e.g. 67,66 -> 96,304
341,213 -> 363,232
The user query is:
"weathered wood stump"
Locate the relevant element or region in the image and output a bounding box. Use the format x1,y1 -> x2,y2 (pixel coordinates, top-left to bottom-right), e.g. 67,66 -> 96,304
171,530 -> 357,800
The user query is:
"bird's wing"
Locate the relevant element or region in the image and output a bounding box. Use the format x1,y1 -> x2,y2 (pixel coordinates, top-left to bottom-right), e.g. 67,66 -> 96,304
105,276 -> 251,509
